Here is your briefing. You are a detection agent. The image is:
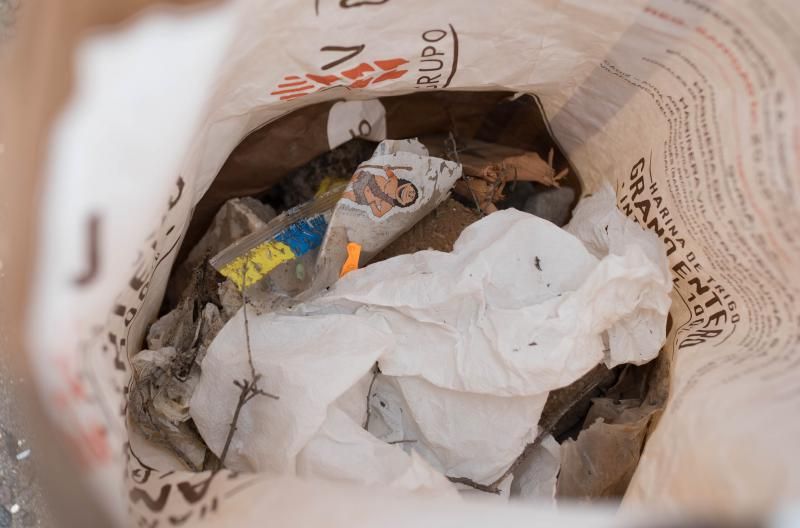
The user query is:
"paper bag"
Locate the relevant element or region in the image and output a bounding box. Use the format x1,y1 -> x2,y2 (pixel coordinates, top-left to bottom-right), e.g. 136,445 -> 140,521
3,0 -> 799,525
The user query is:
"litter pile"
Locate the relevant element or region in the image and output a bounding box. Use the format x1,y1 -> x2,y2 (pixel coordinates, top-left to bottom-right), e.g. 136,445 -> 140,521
129,132 -> 672,505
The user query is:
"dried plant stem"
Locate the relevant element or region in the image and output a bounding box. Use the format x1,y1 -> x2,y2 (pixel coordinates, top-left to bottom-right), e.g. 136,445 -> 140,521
359,164 -> 413,171
446,131 -> 484,217
218,261 -> 279,468
463,177 -> 486,216
363,364 -> 379,430
218,375 -> 276,465
218,381 -> 250,465
242,289 -> 257,380
446,476 -> 500,494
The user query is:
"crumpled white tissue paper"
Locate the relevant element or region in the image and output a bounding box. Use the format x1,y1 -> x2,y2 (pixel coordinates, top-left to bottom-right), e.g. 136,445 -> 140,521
191,187 -> 670,494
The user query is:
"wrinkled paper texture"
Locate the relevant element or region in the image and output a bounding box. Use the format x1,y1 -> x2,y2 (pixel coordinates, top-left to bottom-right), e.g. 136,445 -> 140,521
193,201 -> 669,490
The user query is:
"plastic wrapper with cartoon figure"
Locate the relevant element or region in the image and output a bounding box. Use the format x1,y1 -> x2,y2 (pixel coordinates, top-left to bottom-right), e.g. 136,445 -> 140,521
308,139 -> 461,294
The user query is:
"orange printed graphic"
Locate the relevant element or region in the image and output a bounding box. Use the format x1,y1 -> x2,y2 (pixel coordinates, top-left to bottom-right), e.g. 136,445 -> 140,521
271,58 -> 409,101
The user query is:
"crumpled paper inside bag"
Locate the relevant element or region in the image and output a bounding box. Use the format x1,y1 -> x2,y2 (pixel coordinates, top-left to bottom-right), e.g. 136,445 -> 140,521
190,185 -> 671,495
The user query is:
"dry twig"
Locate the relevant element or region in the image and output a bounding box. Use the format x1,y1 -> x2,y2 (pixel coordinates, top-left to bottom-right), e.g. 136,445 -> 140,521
446,476 -> 501,494
218,261 -> 279,467
363,364 -> 380,430
446,131 -> 484,217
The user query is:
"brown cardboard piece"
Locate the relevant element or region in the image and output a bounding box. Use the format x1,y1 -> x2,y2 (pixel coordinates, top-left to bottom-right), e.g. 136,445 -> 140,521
423,136 -> 565,213
557,354 -> 671,501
